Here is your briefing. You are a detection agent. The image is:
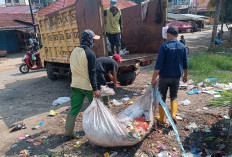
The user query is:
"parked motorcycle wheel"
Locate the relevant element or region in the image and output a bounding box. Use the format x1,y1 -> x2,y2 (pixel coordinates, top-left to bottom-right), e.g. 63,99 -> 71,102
19,63 -> 29,74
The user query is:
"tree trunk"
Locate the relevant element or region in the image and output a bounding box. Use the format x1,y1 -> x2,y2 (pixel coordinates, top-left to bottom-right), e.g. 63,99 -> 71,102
208,0 -> 222,52
220,1 -> 225,39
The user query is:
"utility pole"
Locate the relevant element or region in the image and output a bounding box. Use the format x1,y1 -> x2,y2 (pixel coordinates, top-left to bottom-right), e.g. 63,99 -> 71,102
29,0 -> 36,33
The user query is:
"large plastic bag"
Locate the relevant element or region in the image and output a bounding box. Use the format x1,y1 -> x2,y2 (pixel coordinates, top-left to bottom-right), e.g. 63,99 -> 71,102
83,87 -> 155,147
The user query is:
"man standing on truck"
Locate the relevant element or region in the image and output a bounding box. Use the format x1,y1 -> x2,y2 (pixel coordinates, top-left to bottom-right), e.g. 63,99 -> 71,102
151,26 -> 188,124
65,30 -> 101,138
104,0 -> 123,55
96,54 -> 121,105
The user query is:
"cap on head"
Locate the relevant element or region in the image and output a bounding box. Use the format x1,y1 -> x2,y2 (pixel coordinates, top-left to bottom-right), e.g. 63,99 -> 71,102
82,29 -> 100,40
112,54 -> 121,63
167,26 -> 178,36
110,0 -> 117,7
81,29 -> 100,48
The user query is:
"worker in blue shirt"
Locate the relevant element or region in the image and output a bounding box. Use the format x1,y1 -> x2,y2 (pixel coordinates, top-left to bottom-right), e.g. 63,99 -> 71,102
151,26 -> 188,124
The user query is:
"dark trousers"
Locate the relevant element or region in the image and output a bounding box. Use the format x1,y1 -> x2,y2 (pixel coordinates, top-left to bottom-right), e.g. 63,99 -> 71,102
97,72 -> 107,90
158,77 -> 180,102
106,32 -> 121,47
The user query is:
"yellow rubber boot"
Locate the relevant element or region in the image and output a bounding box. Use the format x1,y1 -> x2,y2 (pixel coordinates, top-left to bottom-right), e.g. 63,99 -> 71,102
156,105 -> 165,124
171,100 -> 178,123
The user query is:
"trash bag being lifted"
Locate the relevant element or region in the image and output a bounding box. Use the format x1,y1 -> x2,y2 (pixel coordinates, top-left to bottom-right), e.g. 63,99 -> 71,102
83,87 -> 155,147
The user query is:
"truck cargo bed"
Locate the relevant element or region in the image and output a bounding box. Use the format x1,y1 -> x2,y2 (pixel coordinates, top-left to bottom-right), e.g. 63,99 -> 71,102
121,53 -> 158,66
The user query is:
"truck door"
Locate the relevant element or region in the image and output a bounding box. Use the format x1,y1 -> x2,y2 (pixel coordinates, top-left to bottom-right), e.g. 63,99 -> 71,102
76,0 -> 107,57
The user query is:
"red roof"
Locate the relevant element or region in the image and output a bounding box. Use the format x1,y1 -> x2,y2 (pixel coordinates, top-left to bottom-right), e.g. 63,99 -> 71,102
0,13 -> 32,29
37,0 -> 136,15
0,5 -> 30,13
101,0 -> 137,10
190,0 -> 214,12
36,0 -> 76,15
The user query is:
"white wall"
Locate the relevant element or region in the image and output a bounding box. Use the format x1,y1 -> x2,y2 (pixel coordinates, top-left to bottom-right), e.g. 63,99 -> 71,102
0,0 -> 5,6
5,0 -> 28,6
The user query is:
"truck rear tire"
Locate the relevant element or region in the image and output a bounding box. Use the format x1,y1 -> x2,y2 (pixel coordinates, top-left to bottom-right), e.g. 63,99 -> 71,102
118,71 -> 136,86
46,63 -> 58,80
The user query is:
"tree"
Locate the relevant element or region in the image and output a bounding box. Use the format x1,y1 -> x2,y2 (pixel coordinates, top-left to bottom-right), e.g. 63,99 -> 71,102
208,0 -> 221,51
201,0 -> 232,51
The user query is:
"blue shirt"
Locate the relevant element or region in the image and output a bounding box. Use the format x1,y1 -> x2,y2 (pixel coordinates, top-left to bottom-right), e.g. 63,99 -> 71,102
155,40 -> 188,78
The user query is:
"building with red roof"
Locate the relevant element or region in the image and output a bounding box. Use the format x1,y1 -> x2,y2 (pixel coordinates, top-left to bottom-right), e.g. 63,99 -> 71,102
36,0 -> 136,15
0,5 -> 34,53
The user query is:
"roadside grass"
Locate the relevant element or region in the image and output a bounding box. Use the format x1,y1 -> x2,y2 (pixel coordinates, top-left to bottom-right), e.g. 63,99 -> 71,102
188,52 -> 232,83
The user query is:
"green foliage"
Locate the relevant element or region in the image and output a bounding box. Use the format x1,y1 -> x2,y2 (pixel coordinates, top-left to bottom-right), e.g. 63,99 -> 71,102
188,52 -> 232,83
210,90 -> 232,106
223,0 -> 232,22
38,0 -> 55,8
201,0 -> 232,22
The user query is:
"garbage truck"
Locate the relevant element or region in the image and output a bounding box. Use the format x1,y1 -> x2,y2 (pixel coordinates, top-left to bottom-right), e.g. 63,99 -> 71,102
36,0 -> 167,85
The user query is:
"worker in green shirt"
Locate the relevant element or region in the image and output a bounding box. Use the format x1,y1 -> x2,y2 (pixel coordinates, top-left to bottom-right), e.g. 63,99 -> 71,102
104,0 -> 123,55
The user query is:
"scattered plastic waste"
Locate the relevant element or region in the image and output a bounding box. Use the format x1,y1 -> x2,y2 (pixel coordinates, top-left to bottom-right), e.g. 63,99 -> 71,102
52,97 -> 70,106
185,123 -> 198,130
180,100 -> 190,105
209,78 -> 217,82
26,139 -> 34,143
33,142 -> 41,146
10,122 -> 26,132
222,128 -> 227,132
48,110 -> 58,116
205,130 -> 211,133
74,141 -> 81,148
133,93 -> 139,96
187,85 -> 195,90
179,82 -> 188,89
104,152 -> 110,157
17,136 -> 26,140
11,144 -> 18,148
202,91 -> 217,95
187,90 -> 200,95
18,149 -> 31,156
25,134 -> 30,137
120,97 -> 131,102
190,148 -> 199,154
199,124 -> 205,129
202,107 -> 209,110
193,128 -> 199,132
126,115 -> 150,139
109,152 -> 118,157
111,99 -> 123,106
32,121 -> 44,130
157,144 -> 166,152
157,151 -> 169,157
147,82 -> 151,85
214,95 -> 221,98
214,113 -> 222,118
205,78 -> 217,82
119,48 -> 129,56
224,115 -> 230,119
176,116 -> 183,120
197,82 -> 204,86
100,85 -> 115,96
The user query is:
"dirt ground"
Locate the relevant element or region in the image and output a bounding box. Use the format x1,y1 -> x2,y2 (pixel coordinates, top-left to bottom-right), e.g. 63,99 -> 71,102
0,28 -> 232,157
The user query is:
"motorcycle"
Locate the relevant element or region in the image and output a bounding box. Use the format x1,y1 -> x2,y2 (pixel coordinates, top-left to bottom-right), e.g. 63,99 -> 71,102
19,51 -> 43,74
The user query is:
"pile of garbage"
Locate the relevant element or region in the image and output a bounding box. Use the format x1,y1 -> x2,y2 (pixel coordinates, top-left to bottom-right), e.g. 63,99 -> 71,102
124,114 -> 150,139
179,78 -> 232,106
